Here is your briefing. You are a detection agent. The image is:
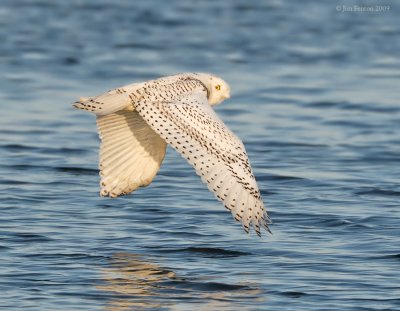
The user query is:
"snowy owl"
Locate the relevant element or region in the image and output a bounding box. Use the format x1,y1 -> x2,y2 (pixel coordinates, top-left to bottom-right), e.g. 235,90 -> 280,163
73,73 -> 271,236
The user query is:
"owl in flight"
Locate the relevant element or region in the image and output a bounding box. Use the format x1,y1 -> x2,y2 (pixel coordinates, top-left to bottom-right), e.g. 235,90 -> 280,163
73,73 -> 271,236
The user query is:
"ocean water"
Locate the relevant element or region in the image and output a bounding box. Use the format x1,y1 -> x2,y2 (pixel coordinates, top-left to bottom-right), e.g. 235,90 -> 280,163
1,0 -> 399,310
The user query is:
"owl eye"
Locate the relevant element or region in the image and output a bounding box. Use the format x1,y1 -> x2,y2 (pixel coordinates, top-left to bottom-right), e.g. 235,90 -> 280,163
215,85 -> 221,91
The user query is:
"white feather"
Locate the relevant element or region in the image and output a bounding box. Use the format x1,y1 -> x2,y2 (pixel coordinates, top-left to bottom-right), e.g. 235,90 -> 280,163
96,110 -> 166,197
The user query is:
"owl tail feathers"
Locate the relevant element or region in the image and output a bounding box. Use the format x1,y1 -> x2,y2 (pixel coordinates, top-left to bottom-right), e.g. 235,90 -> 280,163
73,88 -> 134,116
72,97 -> 105,114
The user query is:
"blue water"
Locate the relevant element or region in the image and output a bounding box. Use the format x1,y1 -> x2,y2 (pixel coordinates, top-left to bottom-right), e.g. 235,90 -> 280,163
1,0 -> 399,310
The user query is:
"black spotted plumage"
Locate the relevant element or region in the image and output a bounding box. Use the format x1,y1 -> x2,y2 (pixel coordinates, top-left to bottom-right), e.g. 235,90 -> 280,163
73,73 -> 271,236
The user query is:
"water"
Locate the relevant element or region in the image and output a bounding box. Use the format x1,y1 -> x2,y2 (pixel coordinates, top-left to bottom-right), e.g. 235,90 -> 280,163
1,0 -> 399,310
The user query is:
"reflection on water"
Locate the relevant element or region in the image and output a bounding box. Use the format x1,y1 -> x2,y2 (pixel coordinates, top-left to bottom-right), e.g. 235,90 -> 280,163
97,253 -> 175,310
98,253 -> 264,311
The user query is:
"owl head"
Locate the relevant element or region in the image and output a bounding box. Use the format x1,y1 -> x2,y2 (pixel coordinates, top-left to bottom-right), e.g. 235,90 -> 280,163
191,73 -> 231,105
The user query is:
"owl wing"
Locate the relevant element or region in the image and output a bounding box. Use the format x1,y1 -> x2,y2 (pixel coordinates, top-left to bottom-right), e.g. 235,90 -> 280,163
134,90 -> 271,236
96,110 -> 166,197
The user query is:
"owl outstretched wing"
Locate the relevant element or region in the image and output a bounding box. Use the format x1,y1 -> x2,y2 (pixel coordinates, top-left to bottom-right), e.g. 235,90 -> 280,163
133,88 -> 270,236
96,110 -> 166,197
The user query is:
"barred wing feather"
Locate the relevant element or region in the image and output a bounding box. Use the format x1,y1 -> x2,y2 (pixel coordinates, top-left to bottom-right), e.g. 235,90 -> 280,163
134,91 -> 270,236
